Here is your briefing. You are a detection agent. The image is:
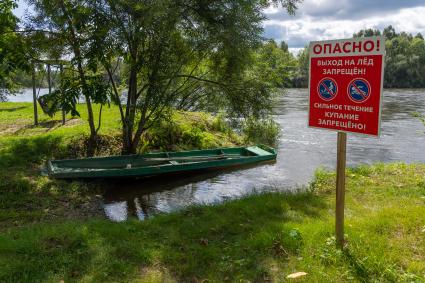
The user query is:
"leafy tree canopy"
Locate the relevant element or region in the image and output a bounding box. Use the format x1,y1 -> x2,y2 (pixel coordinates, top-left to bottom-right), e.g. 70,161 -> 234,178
89,0 -> 301,153
22,0 -> 301,154
0,0 -> 30,101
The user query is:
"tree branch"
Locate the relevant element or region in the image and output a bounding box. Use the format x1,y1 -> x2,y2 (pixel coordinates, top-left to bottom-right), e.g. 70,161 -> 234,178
95,104 -> 103,133
106,64 -> 125,122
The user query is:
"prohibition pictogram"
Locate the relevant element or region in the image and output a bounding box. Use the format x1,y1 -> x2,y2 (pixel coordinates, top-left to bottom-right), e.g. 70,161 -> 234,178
347,78 -> 371,103
317,77 -> 338,101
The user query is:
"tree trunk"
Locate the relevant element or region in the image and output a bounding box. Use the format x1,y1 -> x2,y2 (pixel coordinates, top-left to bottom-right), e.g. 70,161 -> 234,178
76,59 -> 97,157
122,64 -> 138,155
85,100 -> 97,156
47,64 -> 52,94
129,125 -> 145,154
61,2 -> 98,157
32,64 -> 38,126
60,64 -> 65,125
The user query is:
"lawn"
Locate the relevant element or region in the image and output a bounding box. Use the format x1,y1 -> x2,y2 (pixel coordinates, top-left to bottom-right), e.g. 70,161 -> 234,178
0,102 -> 240,151
0,163 -> 424,282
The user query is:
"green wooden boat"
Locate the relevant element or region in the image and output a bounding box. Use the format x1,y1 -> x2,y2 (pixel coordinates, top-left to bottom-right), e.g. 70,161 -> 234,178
46,145 -> 277,179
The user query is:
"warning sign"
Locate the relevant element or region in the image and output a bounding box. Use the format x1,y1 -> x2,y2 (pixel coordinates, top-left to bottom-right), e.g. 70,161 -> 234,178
308,36 -> 385,136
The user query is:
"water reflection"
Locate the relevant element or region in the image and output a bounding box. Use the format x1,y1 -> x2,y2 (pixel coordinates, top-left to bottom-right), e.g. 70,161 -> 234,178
103,201 -> 128,222
102,162 -> 277,221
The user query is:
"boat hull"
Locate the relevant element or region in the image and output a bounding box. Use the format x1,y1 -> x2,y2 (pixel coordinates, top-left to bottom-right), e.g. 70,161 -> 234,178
46,145 -> 277,179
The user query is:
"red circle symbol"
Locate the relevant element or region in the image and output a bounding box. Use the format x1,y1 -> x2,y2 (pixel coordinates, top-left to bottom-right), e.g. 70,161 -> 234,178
347,78 -> 371,103
317,77 -> 338,101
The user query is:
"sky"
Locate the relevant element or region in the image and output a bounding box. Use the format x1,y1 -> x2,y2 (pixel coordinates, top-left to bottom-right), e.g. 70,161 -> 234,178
263,0 -> 425,55
13,0 -> 425,55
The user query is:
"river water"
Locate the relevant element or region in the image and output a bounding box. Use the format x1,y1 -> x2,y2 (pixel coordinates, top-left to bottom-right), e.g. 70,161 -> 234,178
100,89 -> 425,221
7,89 -> 425,221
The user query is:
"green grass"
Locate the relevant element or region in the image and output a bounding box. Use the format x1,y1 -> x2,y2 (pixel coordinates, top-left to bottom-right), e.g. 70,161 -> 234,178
0,102 -> 240,151
0,163 -> 424,282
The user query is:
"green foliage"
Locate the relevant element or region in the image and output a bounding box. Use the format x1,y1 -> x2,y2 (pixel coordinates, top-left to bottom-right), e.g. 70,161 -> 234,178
249,39 -> 297,88
383,29 -> 425,88
353,26 -> 425,88
146,111 -> 240,151
36,70 -> 112,119
353,28 -> 381,37
292,46 -> 309,87
242,117 -> 281,146
280,40 -> 289,52
13,0 -> 300,153
84,0 -> 300,153
28,0 -> 115,155
0,0 -> 30,101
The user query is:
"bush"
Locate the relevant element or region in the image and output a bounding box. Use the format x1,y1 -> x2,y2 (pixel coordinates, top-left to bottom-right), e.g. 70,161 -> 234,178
242,118 -> 280,147
139,111 -> 240,151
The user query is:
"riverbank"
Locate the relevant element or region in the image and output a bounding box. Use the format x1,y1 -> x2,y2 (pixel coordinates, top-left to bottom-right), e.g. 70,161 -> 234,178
0,102 -> 242,227
1,163 -> 424,282
0,102 -> 241,150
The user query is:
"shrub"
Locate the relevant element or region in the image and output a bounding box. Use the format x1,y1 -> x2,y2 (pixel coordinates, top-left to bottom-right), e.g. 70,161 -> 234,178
242,118 -> 280,147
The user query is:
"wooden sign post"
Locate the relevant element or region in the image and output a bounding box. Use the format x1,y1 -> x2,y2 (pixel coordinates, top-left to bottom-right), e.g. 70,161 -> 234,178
307,36 -> 385,249
335,131 -> 346,248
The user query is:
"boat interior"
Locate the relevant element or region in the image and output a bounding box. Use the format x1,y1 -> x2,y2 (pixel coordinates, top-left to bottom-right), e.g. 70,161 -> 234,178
50,147 -> 268,170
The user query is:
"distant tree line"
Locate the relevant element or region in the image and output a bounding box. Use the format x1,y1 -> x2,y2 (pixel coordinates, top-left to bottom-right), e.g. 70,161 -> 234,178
291,25 -> 425,88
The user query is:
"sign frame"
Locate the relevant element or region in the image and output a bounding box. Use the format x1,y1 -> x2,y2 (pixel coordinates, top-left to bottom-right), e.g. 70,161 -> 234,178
307,36 -> 386,137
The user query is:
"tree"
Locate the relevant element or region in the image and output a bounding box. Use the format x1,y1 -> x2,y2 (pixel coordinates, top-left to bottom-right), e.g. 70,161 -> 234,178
250,40 -> 296,88
92,0 -> 301,154
383,25 -> 396,40
28,0 -> 111,156
384,26 -> 425,88
353,28 -> 381,38
292,46 -> 308,87
280,40 -> 289,52
0,0 -> 30,101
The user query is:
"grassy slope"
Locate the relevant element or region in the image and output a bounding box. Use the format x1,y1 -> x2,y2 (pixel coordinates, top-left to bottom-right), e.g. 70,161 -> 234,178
0,102 -> 240,150
0,163 -> 423,282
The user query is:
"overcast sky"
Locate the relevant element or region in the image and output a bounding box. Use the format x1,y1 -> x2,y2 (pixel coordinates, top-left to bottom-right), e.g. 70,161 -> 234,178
263,0 -> 425,54
14,0 -> 425,55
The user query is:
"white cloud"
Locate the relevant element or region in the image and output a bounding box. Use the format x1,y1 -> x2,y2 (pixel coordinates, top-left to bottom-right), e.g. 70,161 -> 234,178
13,0 -> 425,50
289,47 -> 304,56
264,2 -> 425,48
